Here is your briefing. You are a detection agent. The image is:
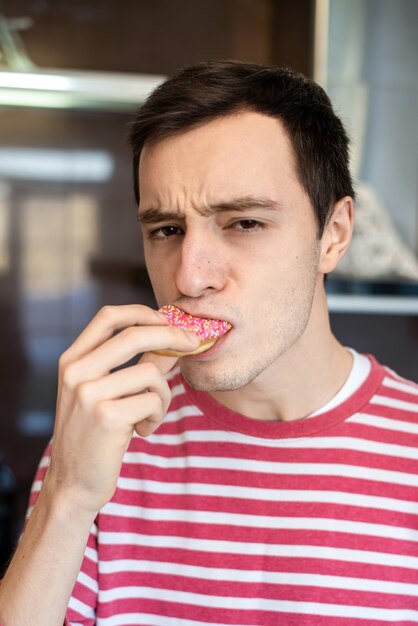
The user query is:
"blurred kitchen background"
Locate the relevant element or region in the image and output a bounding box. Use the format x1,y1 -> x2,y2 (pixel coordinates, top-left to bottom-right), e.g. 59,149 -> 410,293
0,0 -> 417,571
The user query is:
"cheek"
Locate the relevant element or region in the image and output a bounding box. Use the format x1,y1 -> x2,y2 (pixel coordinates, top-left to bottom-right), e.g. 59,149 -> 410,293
242,247 -> 319,325
145,257 -> 169,302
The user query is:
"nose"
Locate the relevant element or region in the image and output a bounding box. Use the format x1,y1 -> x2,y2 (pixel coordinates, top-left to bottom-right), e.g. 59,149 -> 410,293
174,226 -> 227,298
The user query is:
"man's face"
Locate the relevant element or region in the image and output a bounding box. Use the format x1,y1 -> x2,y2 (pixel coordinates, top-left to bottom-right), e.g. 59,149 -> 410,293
138,111 -> 322,391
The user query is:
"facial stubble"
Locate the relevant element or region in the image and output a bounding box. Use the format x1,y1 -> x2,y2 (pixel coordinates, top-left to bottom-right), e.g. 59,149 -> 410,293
179,240 -> 322,393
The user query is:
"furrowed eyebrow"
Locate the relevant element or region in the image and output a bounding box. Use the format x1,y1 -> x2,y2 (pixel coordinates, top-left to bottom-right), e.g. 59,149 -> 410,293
208,196 -> 281,214
137,207 -> 182,226
137,195 -> 281,225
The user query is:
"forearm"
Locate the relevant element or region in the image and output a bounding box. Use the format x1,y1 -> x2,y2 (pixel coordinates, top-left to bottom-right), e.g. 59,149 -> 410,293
0,475 -> 96,626
0,305 -> 184,625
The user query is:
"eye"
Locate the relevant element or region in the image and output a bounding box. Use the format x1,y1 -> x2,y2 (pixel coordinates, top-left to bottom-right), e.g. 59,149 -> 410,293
232,219 -> 265,232
148,225 -> 184,240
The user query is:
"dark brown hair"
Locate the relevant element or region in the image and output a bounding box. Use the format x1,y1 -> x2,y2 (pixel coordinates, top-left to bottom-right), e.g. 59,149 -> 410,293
129,59 -> 354,234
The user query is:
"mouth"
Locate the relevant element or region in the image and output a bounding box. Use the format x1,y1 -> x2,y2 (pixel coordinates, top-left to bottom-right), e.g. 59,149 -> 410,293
170,304 -> 232,326
159,304 -> 232,340
182,327 -> 231,360
153,304 -> 232,358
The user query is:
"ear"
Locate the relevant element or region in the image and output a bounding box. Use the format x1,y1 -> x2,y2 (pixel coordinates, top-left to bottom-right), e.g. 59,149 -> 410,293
318,196 -> 354,275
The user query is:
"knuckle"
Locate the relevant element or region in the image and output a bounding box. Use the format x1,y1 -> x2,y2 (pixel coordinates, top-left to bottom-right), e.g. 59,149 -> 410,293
58,350 -> 70,371
75,381 -> 91,406
122,326 -> 139,342
138,361 -> 159,378
94,400 -> 114,428
98,305 -> 116,324
61,362 -> 78,390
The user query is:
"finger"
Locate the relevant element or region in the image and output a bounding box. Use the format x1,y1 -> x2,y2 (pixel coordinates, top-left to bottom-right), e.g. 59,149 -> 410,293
63,305 -> 167,364
63,325 -> 199,388
98,392 -> 167,438
79,362 -> 172,415
140,351 -> 179,375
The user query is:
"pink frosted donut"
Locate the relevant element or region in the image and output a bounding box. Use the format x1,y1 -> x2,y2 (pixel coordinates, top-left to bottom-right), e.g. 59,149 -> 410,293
154,305 -> 232,356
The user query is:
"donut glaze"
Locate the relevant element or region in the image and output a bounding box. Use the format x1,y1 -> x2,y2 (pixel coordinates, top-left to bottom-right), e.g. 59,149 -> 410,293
153,305 -> 232,357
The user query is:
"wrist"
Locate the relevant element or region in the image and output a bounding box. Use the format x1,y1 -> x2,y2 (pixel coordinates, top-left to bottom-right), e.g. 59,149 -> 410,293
40,469 -> 99,526
0,469 -> 97,626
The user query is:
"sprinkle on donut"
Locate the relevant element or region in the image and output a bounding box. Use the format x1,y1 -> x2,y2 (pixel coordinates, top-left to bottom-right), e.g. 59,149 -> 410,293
158,305 -> 232,341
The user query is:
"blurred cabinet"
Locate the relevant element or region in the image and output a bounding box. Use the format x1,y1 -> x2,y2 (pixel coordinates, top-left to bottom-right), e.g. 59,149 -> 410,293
315,0 -> 418,377
0,0 -> 318,569
0,92 -> 157,562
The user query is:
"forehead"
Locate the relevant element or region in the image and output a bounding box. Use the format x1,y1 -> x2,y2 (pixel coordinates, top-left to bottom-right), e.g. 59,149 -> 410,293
138,111 -> 299,203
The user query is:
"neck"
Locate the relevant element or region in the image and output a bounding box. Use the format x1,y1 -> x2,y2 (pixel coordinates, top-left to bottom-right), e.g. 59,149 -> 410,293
209,282 -> 353,422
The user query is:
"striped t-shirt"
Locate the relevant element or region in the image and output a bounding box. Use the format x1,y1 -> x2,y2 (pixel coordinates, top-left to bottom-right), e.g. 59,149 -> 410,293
29,354 -> 418,625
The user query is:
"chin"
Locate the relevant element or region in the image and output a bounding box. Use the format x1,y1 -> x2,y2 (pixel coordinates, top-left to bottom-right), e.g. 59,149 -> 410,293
179,357 -> 266,393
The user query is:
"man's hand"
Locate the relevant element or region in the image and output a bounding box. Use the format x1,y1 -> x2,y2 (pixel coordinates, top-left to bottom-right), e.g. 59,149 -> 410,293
0,304 -> 200,626
46,304 -> 200,514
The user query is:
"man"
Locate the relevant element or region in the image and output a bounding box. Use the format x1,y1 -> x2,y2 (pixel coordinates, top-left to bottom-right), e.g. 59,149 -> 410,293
1,60 -> 417,625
